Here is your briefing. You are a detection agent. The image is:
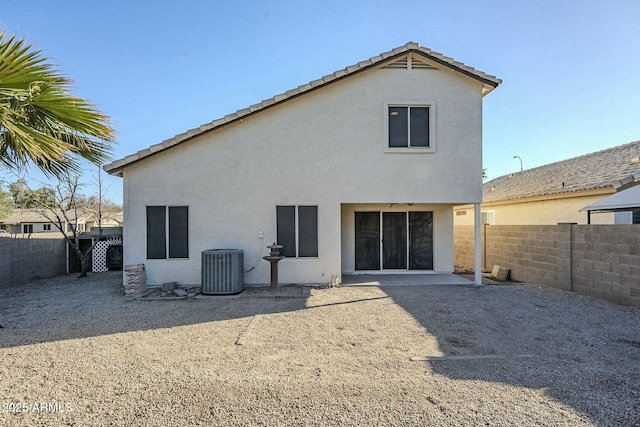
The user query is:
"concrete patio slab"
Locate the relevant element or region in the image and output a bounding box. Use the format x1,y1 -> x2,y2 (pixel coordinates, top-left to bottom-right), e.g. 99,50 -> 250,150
342,273 -> 476,286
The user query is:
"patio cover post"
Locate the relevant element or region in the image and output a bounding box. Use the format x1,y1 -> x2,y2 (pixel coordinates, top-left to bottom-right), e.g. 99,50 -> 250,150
474,203 -> 482,285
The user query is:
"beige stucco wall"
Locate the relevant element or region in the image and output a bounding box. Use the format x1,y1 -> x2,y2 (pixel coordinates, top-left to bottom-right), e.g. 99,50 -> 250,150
23,223 -> 51,233
453,206 -> 475,226
122,63 -> 486,285
454,194 -> 615,226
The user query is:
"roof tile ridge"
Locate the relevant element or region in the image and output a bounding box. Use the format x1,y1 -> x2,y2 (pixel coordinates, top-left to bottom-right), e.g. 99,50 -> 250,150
412,45 -> 501,83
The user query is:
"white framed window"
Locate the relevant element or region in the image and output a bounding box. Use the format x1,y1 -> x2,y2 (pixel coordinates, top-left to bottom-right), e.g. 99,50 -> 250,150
481,211 -> 495,225
67,223 -> 86,233
147,206 -> 189,259
384,100 -> 436,153
43,224 -> 52,231
23,224 -> 33,233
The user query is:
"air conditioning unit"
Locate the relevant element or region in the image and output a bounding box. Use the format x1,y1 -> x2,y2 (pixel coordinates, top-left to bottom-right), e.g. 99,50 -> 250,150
201,249 -> 244,295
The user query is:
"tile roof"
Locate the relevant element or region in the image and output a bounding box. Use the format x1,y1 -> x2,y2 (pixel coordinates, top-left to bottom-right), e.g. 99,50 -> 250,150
0,209 -> 83,224
104,42 -> 501,176
483,140 -> 640,203
1,209 -> 53,224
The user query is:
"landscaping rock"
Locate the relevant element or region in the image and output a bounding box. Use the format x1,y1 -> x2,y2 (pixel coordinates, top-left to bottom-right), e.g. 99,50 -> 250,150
172,288 -> 187,297
491,264 -> 511,281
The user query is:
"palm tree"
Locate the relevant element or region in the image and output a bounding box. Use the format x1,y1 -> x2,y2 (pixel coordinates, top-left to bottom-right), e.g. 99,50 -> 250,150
0,32 -> 115,177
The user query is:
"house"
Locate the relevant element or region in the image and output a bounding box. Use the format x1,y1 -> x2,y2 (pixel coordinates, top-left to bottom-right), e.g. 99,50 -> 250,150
0,208 -> 124,235
455,141 -> 640,225
581,184 -> 640,223
84,211 -> 124,232
0,209 -> 86,235
104,42 -> 501,286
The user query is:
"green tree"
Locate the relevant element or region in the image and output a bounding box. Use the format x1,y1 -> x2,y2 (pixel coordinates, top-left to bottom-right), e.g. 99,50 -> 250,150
0,32 -> 116,177
0,180 -> 12,221
9,178 -> 55,208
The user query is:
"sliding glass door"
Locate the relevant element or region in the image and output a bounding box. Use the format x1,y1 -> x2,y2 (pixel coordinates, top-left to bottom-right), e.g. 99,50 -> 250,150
354,211 -> 433,271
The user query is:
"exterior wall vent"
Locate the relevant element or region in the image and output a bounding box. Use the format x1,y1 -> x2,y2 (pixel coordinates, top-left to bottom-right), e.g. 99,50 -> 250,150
383,58 -> 409,69
411,59 -> 437,70
201,249 -> 244,294
382,56 -> 438,70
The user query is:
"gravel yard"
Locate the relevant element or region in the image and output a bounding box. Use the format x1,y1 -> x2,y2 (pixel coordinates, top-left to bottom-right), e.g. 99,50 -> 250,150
1,272 -> 639,426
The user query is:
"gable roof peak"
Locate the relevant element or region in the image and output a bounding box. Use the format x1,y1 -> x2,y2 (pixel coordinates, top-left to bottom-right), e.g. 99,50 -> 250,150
104,42 -> 501,176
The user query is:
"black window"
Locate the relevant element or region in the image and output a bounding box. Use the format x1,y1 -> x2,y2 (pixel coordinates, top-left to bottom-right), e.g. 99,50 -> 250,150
276,206 -> 296,257
633,210 -> 640,224
389,106 -> 429,148
168,206 -> 189,258
147,206 -> 166,259
298,206 -> 318,257
23,224 -> 33,233
276,205 -> 318,257
147,206 -> 189,259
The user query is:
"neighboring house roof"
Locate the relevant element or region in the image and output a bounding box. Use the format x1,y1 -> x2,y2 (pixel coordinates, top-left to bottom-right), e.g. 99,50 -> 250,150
2,209 -> 53,225
104,41 -> 501,176
581,184 -> 640,212
84,211 -> 124,225
0,209 -> 84,225
484,140 -> 640,203
105,211 -> 124,225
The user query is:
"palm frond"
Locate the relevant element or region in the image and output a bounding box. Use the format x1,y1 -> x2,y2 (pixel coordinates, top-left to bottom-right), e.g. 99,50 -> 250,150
0,31 -> 116,178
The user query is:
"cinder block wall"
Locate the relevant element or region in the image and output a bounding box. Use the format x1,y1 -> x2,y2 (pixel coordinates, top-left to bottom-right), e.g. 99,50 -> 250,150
453,225 -> 475,269
0,237 -> 67,288
0,239 -> 9,286
571,225 -> 640,306
485,225 -> 562,288
453,224 -> 640,306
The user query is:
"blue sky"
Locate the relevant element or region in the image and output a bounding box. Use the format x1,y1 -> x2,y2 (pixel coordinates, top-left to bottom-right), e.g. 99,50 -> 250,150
2,0 -> 640,203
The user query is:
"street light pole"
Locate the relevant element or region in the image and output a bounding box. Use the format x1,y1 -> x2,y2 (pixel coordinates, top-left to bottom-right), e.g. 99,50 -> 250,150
513,155 -> 523,171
